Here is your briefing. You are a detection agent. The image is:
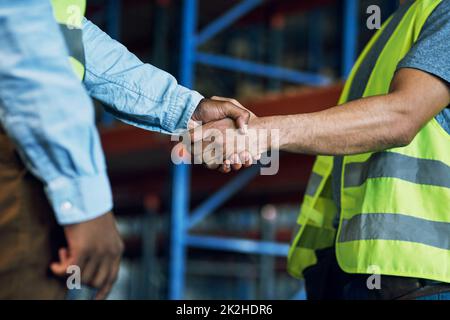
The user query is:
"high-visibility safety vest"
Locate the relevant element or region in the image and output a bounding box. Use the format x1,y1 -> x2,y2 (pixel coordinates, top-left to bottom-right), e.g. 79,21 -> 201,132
288,0 -> 450,283
50,0 -> 86,80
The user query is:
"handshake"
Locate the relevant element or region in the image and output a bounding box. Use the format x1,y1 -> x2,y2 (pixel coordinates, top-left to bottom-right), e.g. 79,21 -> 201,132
172,96 -> 280,175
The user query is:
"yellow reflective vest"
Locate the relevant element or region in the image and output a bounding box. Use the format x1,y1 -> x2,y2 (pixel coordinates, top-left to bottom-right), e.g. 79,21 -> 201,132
288,0 -> 450,283
50,0 -> 86,80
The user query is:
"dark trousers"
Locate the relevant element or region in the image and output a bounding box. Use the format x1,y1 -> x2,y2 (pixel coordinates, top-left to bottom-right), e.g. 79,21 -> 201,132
304,247 -> 450,300
0,129 -> 66,299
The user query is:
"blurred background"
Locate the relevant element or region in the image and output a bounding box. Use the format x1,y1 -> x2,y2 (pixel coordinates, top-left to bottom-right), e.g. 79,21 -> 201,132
86,0 -> 399,299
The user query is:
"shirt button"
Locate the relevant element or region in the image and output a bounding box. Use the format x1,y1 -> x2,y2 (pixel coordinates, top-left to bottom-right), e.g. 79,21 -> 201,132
61,201 -> 73,211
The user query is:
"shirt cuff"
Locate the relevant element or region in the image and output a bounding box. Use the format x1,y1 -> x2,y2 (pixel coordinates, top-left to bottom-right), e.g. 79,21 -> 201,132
163,85 -> 204,133
397,60 -> 450,85
45,173 -> 113,225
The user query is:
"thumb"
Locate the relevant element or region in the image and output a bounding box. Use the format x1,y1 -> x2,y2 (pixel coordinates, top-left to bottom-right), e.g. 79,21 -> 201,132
50,248 -> 71,277
210,97 -> 252,132
222,103 -> 250,133
235,114 -> 250,134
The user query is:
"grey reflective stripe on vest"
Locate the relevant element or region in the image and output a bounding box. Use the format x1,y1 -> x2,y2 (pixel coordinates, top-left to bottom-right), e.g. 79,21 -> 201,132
344,152 -> 450,188
339,213 -> 450,250
59,24 -> 85,68
332,0 -> 416,215
305,172 -> 322,196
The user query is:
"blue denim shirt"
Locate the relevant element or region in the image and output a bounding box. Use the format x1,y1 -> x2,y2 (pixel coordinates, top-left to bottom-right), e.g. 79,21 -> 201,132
0,1 -> 203,225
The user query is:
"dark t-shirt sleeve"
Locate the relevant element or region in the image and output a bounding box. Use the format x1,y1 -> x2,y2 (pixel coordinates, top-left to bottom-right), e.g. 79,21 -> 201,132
397,0 -> 450,85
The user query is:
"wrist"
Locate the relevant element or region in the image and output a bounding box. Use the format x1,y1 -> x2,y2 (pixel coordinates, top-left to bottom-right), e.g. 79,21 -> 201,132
250,116 -> 300,151
248,117 -> 277,153
191,98 -> 206,123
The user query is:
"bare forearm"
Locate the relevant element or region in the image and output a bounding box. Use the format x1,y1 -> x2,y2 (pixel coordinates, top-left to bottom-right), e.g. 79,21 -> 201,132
252,93 -> 423,156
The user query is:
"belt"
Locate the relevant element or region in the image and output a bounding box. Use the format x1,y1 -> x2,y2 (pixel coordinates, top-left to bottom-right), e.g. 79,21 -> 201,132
368,276 -> 450,300
396,282 -> 450,300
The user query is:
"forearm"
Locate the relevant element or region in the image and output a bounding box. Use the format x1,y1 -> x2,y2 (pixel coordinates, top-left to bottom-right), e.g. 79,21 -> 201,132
82,18 -> 203,134
0,1 -> 112,225
253,93 -> 420,156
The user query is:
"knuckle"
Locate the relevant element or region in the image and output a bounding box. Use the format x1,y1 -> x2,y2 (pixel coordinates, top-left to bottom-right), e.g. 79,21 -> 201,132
109,240 -> 125,257
77,245 -> 91,257
95,238 -> 124,258
110,273 -> 119,284
88,246 -> 100,256
92,279 -> 103,289
92,244 -> 108,256
106,248 -> 119,258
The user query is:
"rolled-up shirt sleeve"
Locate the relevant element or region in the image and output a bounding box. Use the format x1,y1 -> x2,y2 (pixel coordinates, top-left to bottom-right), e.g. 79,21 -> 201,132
396,0 -> 450,133
397,1 -> 450,84
0,0 -> 112,225
82,18 -> 204,134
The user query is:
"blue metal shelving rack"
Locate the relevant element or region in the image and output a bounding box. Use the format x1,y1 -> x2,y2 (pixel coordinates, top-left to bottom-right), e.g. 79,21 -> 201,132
169,0 -> 359,300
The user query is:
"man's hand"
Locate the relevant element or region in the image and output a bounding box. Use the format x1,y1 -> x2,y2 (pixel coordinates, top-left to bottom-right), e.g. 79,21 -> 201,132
191,96 -> 254,132
50,212 -> 124,300
189,117 -> 266,173
187,96 -> 262,172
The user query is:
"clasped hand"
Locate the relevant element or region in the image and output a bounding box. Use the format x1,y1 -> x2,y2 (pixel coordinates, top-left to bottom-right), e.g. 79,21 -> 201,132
180,96 -> 269,173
